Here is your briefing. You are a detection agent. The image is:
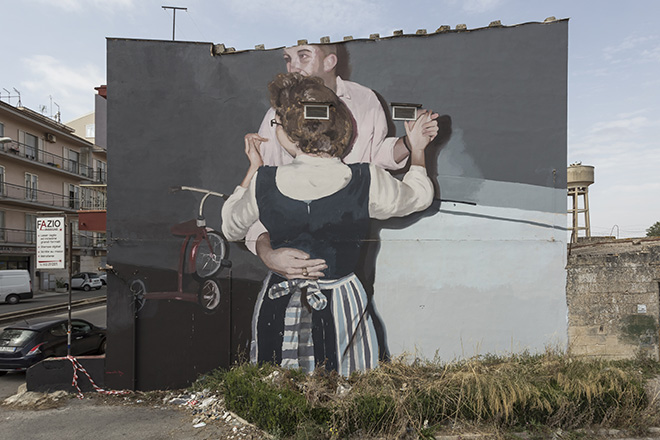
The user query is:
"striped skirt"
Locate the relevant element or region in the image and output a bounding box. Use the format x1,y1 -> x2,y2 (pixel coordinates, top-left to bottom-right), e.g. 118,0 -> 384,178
250,271 -> 379,376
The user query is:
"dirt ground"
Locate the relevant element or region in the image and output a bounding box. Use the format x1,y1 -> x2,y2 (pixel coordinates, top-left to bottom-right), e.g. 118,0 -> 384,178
1,384 -> 270,440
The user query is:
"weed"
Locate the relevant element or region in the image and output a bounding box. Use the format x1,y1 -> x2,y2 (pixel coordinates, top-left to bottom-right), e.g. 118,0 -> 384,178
192,349 -> 660,439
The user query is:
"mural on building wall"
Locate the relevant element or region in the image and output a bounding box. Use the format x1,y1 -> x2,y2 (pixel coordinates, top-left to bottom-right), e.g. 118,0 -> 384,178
221,71 -> 439,376
106,20 -> 569,390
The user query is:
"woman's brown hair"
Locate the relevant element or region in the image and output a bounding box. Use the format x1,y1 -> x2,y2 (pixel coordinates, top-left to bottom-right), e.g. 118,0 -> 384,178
268,73 -> 354,158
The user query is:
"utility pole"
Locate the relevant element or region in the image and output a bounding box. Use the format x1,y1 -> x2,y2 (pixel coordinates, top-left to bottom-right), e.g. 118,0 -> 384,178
162,6 -> 187,41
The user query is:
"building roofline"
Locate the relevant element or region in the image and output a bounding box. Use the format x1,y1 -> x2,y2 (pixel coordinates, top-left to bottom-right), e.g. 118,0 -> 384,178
107,17 -> 569,56
0,100 -> 95,148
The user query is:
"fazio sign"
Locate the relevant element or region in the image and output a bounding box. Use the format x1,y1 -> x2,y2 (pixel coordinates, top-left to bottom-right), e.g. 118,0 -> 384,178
36,217 -> 65,269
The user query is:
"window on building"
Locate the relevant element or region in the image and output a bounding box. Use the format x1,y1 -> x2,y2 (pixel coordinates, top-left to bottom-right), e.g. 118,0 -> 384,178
80,149 -> 90,177
72,255 -> 81,274
0,211 -> 5,241
0,121 -> 4,137
93,232 -> 107,247
99,190 -> 107,210
0,165 -> 5,196
80,186 -> 88,210
24,132 -> 38,160
68,149 -> 79,174
85,124 -> 95,138
67,183 -> 79,210
71,221 -> 90,248
25,173 -> 38,201
25,213 -> 36,243
96,160 -> 107,183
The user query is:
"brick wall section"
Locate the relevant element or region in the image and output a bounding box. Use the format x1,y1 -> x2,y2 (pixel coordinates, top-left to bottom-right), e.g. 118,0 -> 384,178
566,237 -> 660,359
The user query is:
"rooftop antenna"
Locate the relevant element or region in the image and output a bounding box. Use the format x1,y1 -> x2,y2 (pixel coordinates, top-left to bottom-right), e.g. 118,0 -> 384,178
12,88 -> 22,107
162,5 -> 187,41
54,102 -> 61,123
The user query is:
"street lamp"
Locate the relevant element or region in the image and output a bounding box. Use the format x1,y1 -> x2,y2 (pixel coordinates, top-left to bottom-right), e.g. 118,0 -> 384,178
0,137 -> 13,144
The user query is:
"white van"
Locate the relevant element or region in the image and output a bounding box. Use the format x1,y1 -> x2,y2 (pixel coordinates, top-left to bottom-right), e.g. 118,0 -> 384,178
0,270 -> 33,304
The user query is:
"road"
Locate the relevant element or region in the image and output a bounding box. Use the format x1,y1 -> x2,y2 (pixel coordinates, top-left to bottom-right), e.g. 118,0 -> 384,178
0,294 -> 257,439
0,286 -> 106,315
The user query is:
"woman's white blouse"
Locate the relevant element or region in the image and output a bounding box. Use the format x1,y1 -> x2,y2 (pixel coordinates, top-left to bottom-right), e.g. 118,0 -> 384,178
221,154 -> 434,241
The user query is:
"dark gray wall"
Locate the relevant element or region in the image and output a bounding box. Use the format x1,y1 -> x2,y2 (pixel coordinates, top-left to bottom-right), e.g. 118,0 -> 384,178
106,20 -> 567,390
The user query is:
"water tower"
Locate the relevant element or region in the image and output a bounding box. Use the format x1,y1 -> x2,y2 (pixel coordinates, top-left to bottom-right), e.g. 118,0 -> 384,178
567,163 -> 595,243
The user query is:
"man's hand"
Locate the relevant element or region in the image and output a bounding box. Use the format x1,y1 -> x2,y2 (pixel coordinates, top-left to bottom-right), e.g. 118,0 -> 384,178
405,110 -> 439,152
256,233 -> 327,279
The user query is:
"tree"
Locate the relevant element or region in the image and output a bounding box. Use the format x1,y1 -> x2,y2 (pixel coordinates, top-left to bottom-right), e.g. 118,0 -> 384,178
646,221 -> 660,237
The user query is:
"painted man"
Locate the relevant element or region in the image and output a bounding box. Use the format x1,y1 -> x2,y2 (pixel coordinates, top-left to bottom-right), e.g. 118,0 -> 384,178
246,43 -> 439,278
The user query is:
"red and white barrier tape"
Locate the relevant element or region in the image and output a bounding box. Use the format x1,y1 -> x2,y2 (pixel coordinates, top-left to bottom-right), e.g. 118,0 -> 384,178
67,355 -> 131,399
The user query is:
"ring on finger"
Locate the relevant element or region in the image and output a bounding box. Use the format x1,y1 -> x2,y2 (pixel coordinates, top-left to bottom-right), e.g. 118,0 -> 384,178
302,267 -> 308,277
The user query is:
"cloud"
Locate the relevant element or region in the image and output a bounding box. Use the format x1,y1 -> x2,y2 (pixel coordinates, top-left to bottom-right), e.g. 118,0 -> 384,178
30,0 -> 136,13
20,55 -> 104,120
569,112 -> 660,198
222,0 -> 383,36
603,35 -> 660,63
460,0 -> 504,13
641,45 -> 660,62
441,0 -> 504,14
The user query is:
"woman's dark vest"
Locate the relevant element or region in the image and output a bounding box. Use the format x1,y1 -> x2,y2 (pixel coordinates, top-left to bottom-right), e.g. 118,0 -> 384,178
255,163 -> 371,279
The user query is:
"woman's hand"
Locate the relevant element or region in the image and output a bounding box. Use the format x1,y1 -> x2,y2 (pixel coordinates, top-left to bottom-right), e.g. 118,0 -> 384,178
244,133 -> 266,169
257,234 -> 327,279
239,133 -> 267,188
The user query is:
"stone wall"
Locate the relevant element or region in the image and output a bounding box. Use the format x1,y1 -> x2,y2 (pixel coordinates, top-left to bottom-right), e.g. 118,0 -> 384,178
567,237 -> 660,359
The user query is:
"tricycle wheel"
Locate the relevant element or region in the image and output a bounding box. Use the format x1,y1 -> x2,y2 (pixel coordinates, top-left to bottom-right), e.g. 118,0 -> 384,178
198,279 -> 221,313
129,279 -> 147,312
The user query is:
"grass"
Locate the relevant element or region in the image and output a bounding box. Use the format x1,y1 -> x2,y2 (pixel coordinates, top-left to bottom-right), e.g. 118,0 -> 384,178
192,350 -> 660,439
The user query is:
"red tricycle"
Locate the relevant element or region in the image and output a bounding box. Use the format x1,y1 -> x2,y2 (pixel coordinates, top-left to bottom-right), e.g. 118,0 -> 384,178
130,186 -> 231,313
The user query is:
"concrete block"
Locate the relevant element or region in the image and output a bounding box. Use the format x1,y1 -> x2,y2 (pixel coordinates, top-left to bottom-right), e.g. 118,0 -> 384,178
26,356 -> 105,393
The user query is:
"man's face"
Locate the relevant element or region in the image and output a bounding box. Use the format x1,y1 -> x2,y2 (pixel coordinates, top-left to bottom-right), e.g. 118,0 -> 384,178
283,45 -> 325,77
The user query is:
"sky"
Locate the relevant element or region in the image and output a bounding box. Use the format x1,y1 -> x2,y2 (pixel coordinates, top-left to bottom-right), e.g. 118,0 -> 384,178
1,0 -> 659,238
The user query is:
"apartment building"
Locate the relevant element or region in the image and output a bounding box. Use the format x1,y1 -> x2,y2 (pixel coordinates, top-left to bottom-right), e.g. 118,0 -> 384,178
0,99 -> 107,291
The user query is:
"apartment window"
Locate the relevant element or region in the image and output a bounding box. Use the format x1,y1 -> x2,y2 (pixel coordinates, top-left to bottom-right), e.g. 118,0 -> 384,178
71,221 -> 80,247
78,148 -> 92,177
0,165 -> 4,196
72,255 -> 81,274
0,211 -> 5,241
67,183 -> 80,210
68,149 -> 79,174
25,173 -> 38,201
93,232 -> 107,247
85,124 -> 95,138
96,160 -> 107,183
99,190 -> 107,210
25,213 -> 36,243
0,122 -> 4,137
24,132 -> 38,160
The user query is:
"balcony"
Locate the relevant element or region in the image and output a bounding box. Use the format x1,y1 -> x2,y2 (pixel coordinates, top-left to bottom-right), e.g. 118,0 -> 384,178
0,139 -> 105,183
0,227 -> 105,249
79,190 -> 107,211
0,181 -> 80,212
89,169 -> 107,184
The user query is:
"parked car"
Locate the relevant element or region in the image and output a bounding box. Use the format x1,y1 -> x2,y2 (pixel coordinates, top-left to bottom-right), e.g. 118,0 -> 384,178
98,272 -> 107,285
0,270 -> 33,304
0,317 -> 106,375
67,273 -> 103,291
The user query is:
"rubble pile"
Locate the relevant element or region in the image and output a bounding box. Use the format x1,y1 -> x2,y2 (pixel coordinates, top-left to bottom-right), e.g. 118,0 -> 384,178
164,389 -> 268,439
2,384 -> 70,409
